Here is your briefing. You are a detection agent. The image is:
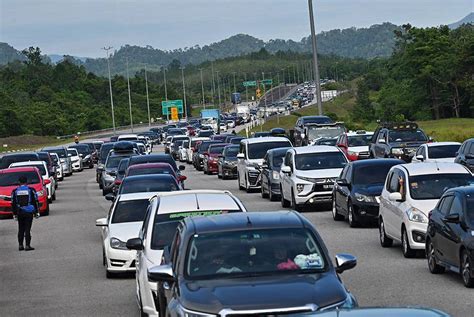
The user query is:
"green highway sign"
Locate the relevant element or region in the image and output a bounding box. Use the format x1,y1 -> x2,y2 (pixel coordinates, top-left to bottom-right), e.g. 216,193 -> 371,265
260,79 -> 273,86
243,81 -> 257,87
161,100 -> 184,115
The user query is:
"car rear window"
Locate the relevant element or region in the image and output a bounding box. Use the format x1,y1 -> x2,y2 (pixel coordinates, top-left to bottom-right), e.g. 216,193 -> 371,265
112,199 -> 150,224
209,145 -> 226,154
0,171 -> 41,186
428,145 -> 460,159
352,164 -> 396,185
45,148 -> 67,158
128,167 -> 174,177
348,135 -> 372,147
0,154 -> 39,169
248,141 -> 292,160
119,177 -> 179,194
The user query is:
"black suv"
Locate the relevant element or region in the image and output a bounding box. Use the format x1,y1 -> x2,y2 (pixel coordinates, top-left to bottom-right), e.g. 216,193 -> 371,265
454,138 -> 474,173
148,211 -> 357,316
293,116 -> 337,146
370,122 -> 429,162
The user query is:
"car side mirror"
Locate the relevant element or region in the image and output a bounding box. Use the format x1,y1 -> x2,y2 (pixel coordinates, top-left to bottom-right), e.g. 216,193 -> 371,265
335,254 -> 357,274
95,218 -> 108,227
178,175 -> 187,182
237,153 -> 245,159
109,171 -> 117,177
378,139 -> 386,144
336,179 -> 349,187
105,193 -> 115,201
281,165 -> 291,174
148,264 -> 175,283
388,192 -> 403,202
300,133 -> 306,139
179,165 -> 186,171
79,154 -> 84,158
43,179 -> 51,185
68,153 -> 72,157
444,213 -> 460,223
126,237 -> 144,251
415,155 -> 424,162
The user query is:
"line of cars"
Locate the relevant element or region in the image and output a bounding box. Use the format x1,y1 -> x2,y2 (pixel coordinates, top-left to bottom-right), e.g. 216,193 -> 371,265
0,142 -> 101,217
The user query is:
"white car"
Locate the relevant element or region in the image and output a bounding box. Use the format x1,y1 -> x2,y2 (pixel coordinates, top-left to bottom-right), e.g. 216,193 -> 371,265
219,122 -> 228,132
378,163 -> 474,258
67,148 -> 83,172
237,137 -> 292,192
226,120 -> 236,128
118,134 -> 139,142
138,136 -> 152,154
178,139 -> 189,162
280,146 -> 348,211
10,161 -> 56,203
95,192 -> 158,278
187,137 -> 209,164
127,190 -> 247,317
50,153 -> 64,181
412,142 -> 461,163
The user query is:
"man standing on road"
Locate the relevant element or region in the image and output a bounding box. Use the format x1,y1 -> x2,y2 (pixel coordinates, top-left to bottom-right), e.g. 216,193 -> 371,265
11,176 -> 40,251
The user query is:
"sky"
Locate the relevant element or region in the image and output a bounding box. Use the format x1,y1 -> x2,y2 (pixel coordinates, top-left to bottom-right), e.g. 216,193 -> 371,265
0,0 -> 472,58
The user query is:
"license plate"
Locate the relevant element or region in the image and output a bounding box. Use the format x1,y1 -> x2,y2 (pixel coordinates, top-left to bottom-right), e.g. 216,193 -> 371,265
323,184 -> 333,189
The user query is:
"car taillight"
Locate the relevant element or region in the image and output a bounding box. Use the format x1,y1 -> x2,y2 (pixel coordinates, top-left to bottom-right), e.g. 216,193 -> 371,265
114,179 -> 122,186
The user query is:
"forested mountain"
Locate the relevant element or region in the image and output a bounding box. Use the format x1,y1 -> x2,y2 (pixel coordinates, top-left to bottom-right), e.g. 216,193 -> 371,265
449,12 -> 474,29
0,42 -> 26,65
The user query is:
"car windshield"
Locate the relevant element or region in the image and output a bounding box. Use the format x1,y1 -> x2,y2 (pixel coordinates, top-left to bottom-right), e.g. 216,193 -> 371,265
272,152 -> 287,168
72,146 -> 90,155
151,210 -> 241,250
467,197 -> 474,226
209,145 -> 226,154
186,228 -> 326,279
67,149 -> 78,156
304,117 -> 332,124
19,164 -> 46,176
409,174 -> 474,200
224,146 -> 239,157
307,126 -> 344,140
100,144 -> 114,163
388,129 -> 427,142
128,167 -> 174,177
295,152 -> 346,170
199,142 -> 217,153
118,159 -> 129,172
353,164 -> 395,185
230,138 -> 244,144
348,135 -> 372,147
168,129 -> 184,135
428,145 -> 460,159
314,138 -> 337,146
248,141 -> 292,160
199,130 -> 213,137
0,171 -> 41,186
119,177 -> 178,194
106,156 -> 127,169
111,199 -> 150,224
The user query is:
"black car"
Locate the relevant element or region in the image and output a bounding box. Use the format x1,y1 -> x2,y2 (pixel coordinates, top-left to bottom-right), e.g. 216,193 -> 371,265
69,144 -> 94,168
260,147 -> 292,201
197,129 -> 214,138
454,138 -> 474,173
332,159 -> 403,227
370,122 -> 429,162
111,157 -> 131,196
170,139 -> 185,160
166,128 -> 185,138
115,174 -> 180,196
81,142 -> 98,164
96,142 -> 115,185
0,152 -> 40,169
293,116 -> 334,146
193,140 -> 220,171
426,186 -> 474,287
128,154 -> 185,176
102,152 -> 135,195
229,136 -> 245,145
148,211 -> 357,316
217,145 -> 239,179
291,307 -> 450,317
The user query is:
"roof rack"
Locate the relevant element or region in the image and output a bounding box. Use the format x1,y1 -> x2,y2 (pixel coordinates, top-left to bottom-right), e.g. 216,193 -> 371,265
378,122 -> 418,130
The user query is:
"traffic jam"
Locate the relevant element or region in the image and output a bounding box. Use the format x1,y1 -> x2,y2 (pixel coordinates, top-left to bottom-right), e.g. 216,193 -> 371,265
1,115 -> 474,316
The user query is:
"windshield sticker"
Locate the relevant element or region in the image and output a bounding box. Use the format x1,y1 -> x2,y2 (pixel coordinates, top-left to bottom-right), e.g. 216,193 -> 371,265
169,210 -> 225,219
294,253 -> 323,269
411,182 -> 418,189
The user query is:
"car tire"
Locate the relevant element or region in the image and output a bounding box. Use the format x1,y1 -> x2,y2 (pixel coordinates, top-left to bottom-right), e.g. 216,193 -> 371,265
261,183 -> 269,198
43,204 -> 50,216
281,186 -> 290,208
462,251 -> 474,288
402,227 -> 416,258
348,202 -> 359,228
102,188 -> 108,196
379,217 -> 393,247
52,191 -> 56,201
102,248 -> 107,266
332,197 -> 344,221
427,239 -> 445,274
291,189 -> 302,211
269,188 -> 278,201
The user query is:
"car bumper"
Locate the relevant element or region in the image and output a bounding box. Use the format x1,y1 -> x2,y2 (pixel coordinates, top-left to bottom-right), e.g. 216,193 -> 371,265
207,162 -> 218,172
270,182 -> 281,195
295,190 -> 333,205
106,247 -> 137,272
246,170 -> 261,187
72,161 -> 82,170
405,221 -> 428,249
222,166 -> 238,178
353,202 -> 380,221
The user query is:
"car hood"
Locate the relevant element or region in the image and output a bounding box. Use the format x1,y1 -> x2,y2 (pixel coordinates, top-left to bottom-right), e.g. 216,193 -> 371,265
108,222 -> 142,242
353,184 -> 384,196
426,158 -> 455,163
410,199 -> 438,215
295,169 -> 342,179
247,158 -> 264,166
348,146 -> 369,153
180,273 -> 348,314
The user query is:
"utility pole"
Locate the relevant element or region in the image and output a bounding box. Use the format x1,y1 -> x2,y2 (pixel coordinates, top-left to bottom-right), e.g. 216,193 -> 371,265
216,70 -> 221,107
180,66 -> 187,120
262,71 -> 266,119
211,62 -> 216,106
199,68 -> 205,109
232,72 -> 237,93
126,57 -> 134,132
162,66 -> 168,100
308,0 -> 323,115
144,65 -> 151,127
244,73 -> 248,102
102,46 -> 116,134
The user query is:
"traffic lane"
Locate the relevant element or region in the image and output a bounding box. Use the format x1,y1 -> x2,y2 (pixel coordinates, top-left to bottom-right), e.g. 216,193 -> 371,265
183,162 -> 471,316
0,169 -> 138,317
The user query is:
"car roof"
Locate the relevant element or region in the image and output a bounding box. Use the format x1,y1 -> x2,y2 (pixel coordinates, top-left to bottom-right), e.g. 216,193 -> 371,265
0,166 -> 39,174
398,162 -> 472,176
155,190 -> 244,214
424,142 -> 461,147
9,161 -> 45,167
117,192 -> 160,202
292,145 -> 341,154
351,158 -> 403,168
267,147 -> 292,154
42,146 -> 66,150
1,151 -> 38,157
186,211 -> 304,234
242,136 -> 291,145
70,144 -> 89,148
128,162 -> 173,169
119,134 -> 138,138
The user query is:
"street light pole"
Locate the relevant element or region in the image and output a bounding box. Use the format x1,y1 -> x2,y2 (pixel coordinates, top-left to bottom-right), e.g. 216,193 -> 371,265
216,71 -> 221,107
145,65 -> 151,127
180,66 -> 187,120
308,0 -> 323,115
126,57 -> 134,132
244,73 -> 248,102
211,62 -> 216,106
162,66 -> 168,101
232,72 -> 236,93
103,46 -> 116,134
199,68 -> 205,109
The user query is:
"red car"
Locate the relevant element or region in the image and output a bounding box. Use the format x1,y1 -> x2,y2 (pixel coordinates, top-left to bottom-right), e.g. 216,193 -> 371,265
125,163 -> 187,187
0,167 -> 50,217
186,126 -> 196,136
203,143 -> 228,175
336,131 -> 374,161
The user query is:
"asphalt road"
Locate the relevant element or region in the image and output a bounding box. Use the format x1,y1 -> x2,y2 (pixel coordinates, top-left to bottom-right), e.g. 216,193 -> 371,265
1,145 -> 473,316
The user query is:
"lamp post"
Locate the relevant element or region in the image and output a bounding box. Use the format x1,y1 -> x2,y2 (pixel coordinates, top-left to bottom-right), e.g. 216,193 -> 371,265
126,57 -> 134,132
199,68 -> 205,109
102,46 -> 116,134
180,66 -> 187,120
145,66 -> 151,127
308,0 -> 323,115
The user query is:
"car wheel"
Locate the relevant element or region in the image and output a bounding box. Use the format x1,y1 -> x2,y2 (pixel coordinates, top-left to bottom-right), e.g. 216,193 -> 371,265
102,188 -> 108,196
348,202 -> 359,228
332,197 -> 344,221
139,292 -> 147,317
291,189 -> 302,211
269,187 -> 278,201
261,182 -> 269,198
281,186 -> 290,207
402,227 -> 416,258
43,204 -> 50,216
102,248 -> 107,266
48,197 -> 53,204
462,251 -> 474,288
52,191 -> 56,201
379,217 -> 393,247
245,176 -> 252,193
427,239 -> 445,274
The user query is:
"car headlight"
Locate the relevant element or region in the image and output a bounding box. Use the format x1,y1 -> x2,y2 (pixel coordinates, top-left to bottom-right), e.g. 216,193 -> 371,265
347,150 -> 358,157
406,207 -> 428,223
354,193 -> 376,203
85,154 -> 91,159
37,190 -> 45,197
296,184 -> 305,193
177,303 -> 216,317
199,154 -> 204,158
391,148 -> 404,155
320,294 -> 357,311
272,171 -> 280,179
110,238 -> 128,250
60,158 -> 65,163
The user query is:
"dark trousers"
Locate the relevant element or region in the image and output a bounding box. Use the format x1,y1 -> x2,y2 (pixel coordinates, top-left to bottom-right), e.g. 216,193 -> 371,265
18,215 -> 33,246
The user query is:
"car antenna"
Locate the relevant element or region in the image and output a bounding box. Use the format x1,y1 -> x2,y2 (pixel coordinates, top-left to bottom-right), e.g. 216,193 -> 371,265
435,160 -> 440,171
195,194 -> 200,210
246,215 -> 252,226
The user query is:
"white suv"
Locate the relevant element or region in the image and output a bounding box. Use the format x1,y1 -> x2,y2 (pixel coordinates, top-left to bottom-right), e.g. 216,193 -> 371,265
411,142 -> 461,163
280,146 -> 348,211
95,192 -> 158,278
237,137 -> 292,192
378,163 -> 474,258
126,190 -> 247,317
